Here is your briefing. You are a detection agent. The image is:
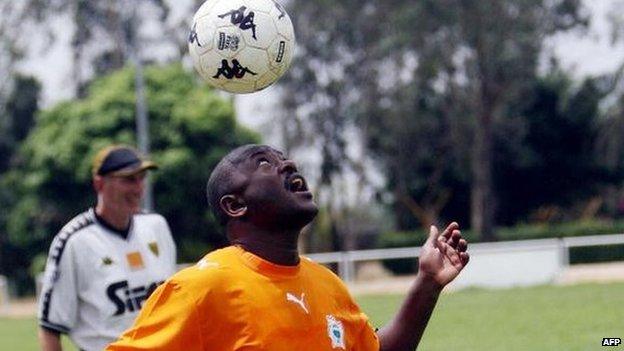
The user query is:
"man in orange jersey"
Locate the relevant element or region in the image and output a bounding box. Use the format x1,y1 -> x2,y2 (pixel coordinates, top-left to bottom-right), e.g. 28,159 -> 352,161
108,144 -> 470,351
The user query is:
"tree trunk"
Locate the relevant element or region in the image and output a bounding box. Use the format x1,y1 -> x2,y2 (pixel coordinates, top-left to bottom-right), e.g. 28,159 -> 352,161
468,2 -> 499,242
471,104 -> 496,241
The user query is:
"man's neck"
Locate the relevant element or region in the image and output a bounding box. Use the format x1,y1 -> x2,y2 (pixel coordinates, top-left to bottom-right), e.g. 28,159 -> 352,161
95,205 -> 131,231
229,224 -> 301,266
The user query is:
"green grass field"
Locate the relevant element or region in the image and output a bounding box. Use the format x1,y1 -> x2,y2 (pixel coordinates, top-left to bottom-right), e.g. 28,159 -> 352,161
2,282 -> 622,350
360,282 -> 624,351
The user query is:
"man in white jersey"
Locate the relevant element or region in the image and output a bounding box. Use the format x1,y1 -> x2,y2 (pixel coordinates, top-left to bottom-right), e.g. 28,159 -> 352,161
38,145 -> 177,351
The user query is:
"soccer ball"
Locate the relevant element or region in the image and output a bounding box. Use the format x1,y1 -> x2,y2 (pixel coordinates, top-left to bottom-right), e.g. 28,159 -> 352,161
188,0 -> 295,94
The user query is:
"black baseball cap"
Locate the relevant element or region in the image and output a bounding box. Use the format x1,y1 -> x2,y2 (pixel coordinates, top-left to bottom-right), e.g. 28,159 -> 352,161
92,145 -> 158,177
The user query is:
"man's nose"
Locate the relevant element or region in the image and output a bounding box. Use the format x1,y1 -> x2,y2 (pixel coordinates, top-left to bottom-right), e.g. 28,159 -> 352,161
129,176 -> 145,189
279,160 -> 298,174
136,178 -> 145,188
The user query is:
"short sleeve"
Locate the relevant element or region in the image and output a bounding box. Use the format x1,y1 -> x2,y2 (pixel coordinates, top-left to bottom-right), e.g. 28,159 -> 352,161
38,234 -> 79,334
106,280 -> 203,350
356,313 -> 381,351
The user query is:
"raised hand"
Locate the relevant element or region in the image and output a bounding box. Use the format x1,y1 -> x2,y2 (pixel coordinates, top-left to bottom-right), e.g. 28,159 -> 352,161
418,222 -> 469,287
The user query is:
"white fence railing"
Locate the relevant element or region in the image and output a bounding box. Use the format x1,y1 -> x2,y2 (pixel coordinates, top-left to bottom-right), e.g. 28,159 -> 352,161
27,233 -> 624,305
306,234 -> 624,285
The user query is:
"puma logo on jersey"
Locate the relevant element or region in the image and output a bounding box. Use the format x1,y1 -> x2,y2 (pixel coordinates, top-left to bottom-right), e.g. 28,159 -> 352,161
286,292 -> 309,314
197,258 -> 219,270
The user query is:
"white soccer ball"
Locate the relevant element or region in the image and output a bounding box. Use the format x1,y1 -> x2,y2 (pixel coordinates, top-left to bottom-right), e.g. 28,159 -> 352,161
188,0 -> 296,94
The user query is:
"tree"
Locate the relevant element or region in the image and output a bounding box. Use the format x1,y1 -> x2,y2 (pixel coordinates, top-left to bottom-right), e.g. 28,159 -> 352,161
496,69 -> 614,224
8,0 -> 182,97
597,1 -> 624,217
3,64 -> 258,294
0,2 -> 35,119
454,0 -> 588,240
273,0 -> 399,251
0,75 -> 41,295
0,75 -> 40,172
279,0 -> 588,241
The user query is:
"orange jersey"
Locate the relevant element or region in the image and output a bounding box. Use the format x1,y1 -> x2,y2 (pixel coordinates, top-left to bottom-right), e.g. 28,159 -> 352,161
107,246 -> 380,351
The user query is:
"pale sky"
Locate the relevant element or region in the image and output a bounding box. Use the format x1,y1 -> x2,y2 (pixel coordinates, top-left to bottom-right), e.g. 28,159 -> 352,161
542,0 -> 624,79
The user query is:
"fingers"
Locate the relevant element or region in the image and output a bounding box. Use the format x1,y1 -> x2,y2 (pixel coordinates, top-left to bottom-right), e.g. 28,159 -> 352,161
440,222 -> 459,242
429,222 -> 469,257
427,222 -> 461,248
426,225 -> 440,246
445,233 -> 469,270
437,223 -> 469,265
443,226 -> 467,250
429,222 -> 458,245
459,252 -> 470,266
457,238 -> 467,252
448,230 -> 462,247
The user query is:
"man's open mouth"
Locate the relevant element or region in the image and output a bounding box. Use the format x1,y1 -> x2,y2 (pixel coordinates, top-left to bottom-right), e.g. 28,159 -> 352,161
285,174 -> 309,193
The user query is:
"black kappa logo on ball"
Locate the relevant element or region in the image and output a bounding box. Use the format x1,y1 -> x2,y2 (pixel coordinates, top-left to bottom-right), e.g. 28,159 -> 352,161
271,0 -> 286,20
189,22 -> 203,47
213,59 -> 257,79
218,6 -> 257,40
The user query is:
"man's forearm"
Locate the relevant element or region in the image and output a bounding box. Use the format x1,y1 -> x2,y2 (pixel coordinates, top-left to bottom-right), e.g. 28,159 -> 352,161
39,328 -> 63,351
377,273 -> 443,351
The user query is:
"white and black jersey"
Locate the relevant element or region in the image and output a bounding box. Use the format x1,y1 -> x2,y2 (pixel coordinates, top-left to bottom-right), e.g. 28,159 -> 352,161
38,208 -> 177,351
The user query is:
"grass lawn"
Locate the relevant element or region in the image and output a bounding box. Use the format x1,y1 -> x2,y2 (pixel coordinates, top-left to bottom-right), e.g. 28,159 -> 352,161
0,318 -> 76,350
359,282 -> 624,351
2,282 -> 622,350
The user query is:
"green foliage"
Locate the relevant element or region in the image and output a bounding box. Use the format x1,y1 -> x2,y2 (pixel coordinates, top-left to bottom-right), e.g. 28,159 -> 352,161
0,75 -> 40,171
4,64 -> 258,294
0,75 -> 42,295
381,220 -> 624,246
496,220 -> 624,240
496,71 -> 614,224
569,244 -> 624,264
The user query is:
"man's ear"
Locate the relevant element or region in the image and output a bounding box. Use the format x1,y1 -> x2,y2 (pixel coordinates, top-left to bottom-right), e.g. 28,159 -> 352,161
220,195 -> 247,218
93,175 -> 104,192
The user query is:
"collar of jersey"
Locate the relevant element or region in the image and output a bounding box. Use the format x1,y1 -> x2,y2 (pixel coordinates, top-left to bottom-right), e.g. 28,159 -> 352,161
91,208 -> 132,240
234,246 -> 301,278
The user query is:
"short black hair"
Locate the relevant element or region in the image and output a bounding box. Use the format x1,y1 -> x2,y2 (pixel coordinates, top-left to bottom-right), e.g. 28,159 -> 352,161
206,144 -> 280,225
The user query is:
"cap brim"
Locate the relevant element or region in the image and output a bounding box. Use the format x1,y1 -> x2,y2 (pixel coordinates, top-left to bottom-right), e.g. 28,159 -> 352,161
108,161 -> 158,177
